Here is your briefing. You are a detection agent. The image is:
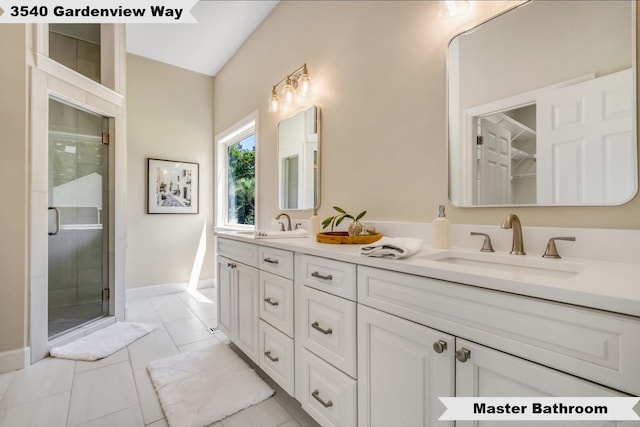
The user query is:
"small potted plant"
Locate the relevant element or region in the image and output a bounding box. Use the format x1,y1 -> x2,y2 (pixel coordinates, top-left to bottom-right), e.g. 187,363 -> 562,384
321,206 -> 367,236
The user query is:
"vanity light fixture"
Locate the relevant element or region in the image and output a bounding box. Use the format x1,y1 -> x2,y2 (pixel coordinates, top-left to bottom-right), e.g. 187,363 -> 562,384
268,64 -> 312,114
439,0 -> 470,18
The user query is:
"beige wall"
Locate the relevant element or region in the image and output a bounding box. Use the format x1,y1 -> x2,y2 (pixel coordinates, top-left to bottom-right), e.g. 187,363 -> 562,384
126,54 -> 215,288
213,0 -> 640,230
0,25 -> 28,353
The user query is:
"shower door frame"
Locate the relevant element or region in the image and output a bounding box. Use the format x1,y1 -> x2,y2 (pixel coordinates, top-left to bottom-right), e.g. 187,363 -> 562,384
29,23 -> 127,363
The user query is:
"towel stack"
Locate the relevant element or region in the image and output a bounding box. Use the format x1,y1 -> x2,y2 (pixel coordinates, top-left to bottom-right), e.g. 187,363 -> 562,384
360,237 -> 423,259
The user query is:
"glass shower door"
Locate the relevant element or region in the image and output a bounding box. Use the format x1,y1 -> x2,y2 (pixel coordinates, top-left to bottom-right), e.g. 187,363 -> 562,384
48,98 -> 109,338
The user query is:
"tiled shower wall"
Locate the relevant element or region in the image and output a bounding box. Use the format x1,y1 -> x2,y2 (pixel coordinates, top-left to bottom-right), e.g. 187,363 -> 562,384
49,25 -> 100,83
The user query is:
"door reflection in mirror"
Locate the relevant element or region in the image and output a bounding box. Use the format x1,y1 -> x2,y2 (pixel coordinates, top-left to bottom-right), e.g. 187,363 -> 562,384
278,105 -> 320,210
448,0 -> 636,206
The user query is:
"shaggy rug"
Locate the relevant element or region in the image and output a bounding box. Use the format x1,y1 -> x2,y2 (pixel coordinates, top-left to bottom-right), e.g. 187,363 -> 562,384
50,321 -> 156,361
147,344 -> 274,427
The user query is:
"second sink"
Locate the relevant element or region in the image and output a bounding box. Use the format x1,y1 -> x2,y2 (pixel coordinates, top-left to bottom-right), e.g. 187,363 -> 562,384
420,250 -> 585,278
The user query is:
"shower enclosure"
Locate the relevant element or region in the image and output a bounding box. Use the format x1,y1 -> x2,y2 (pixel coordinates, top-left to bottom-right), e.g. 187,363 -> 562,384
48,98 -> 110,338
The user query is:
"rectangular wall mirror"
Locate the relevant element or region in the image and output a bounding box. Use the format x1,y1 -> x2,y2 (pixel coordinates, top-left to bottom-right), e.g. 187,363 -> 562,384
448,0 -> 637,207
278,105 -> 320,210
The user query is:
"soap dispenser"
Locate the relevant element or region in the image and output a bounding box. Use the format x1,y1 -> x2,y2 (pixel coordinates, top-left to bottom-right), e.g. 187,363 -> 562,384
433,204 -> 450,249
310,209 -> 321,237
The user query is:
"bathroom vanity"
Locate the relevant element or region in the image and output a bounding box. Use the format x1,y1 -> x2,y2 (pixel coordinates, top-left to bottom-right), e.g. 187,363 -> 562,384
216,230 -> 640,427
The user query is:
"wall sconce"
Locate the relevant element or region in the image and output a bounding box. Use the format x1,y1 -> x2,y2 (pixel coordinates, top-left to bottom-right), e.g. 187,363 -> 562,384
268,64 -> 312,114
439,0 -> 470,18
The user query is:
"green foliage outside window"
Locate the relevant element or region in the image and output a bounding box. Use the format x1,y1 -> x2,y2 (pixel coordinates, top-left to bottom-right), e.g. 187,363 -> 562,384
228,137 -> 255,225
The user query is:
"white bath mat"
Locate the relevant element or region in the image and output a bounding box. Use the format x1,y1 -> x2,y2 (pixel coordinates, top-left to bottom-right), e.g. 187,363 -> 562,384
147,344 -> 274,427
50,321 -> 156,361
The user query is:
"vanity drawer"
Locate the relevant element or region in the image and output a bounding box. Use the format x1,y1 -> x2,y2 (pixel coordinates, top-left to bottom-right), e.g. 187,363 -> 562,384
299,254 -> 357,301
217,238 -> 258,267
298,348 -> 357,427
358,265 -> 640,395
259,320 -> 294,396
300,285 -> 357,378
259,246 -> 293,279
259,271 -> 294,337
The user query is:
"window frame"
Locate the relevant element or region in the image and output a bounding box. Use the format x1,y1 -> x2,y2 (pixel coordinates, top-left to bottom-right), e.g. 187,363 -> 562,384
215,111 -> 258,231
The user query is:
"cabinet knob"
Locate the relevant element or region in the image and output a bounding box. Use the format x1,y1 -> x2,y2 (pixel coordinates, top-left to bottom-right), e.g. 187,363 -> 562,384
433,340 -> 448,353
455,348 -> 471,363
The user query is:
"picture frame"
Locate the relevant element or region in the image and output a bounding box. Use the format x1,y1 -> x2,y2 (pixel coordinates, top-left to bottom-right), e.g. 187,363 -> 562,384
147,158 -> 199,214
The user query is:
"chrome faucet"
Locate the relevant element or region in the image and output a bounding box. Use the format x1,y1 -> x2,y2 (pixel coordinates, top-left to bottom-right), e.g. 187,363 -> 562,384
500,214 -> 526,255
275,213 -> 292,231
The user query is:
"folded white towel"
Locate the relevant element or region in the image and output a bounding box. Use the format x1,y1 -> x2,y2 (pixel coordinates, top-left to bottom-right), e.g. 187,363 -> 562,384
360,237 -> 423,259
254,228 -> 308,239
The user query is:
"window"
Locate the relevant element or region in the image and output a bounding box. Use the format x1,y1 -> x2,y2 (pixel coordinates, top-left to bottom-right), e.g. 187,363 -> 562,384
216,112 -> 257,229
49,24 -> 101,83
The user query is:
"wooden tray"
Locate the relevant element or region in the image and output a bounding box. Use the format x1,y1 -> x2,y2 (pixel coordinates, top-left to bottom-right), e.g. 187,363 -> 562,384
316,232 -> 382,245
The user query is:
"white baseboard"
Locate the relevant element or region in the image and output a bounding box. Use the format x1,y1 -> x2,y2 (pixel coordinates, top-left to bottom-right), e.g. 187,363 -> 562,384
0,347 -> 29,374
126,278 -> 215,301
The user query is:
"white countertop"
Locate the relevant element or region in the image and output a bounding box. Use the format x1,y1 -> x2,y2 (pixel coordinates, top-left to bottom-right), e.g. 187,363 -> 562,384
215,230 -> 640,318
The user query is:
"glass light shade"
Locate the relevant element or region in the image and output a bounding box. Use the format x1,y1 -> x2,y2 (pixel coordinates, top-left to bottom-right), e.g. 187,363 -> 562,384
296,73 -> 312,103
439,0 -> 470,18
268,87 -> 280,114
281,77 -> 297,106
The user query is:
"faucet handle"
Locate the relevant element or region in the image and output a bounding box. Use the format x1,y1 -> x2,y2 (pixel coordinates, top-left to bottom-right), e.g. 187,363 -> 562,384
278,222 -> 285,231
470,232 -> 495,252
542,236 -> 576,259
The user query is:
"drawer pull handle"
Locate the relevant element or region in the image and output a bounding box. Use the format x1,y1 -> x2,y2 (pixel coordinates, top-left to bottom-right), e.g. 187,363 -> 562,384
264,297 -> 279,306
227,262 -> 236,268
312,389 -> 333,408
311,321 -> 333,335
263,257 -> 279,264
311,271 -> 333,281
456,348 -> 471,363
264,350 -> 279,362
433,340 -> 448,354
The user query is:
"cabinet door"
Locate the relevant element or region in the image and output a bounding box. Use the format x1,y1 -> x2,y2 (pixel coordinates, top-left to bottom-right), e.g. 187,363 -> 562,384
358,305 -> 455,427
455,339 -> 629,427
235,262 -> 260,363
216,256 -> 235,339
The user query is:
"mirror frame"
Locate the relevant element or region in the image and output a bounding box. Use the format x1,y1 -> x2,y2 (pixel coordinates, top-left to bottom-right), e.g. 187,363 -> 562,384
446,0 -> 637,207
277,105 -> 321,211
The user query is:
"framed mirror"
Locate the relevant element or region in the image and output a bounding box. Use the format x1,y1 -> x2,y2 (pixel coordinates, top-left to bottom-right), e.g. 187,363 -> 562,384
277,105 -> 320,210
448,0 -> 637,207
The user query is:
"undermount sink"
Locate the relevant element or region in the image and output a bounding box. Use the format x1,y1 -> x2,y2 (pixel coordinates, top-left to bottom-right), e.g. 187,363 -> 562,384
233,230 -> 256,235
420,250 -> 585,278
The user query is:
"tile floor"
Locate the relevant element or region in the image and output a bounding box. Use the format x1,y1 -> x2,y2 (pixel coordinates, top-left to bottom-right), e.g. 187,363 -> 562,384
0,288 -> 319,427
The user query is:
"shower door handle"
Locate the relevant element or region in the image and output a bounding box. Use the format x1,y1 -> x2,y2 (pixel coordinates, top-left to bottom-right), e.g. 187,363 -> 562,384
48,207 -> 61,236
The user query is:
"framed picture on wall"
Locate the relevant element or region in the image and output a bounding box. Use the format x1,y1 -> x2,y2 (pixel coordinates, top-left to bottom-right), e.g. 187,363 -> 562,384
147,158 -> 199,214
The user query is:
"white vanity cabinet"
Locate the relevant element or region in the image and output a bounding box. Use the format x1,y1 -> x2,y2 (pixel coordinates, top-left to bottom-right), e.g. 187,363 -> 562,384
296,254 -> 358,427
455,339 -> 630,427
257,246 -> 295,395
358,304 -> 455,427
216,233 -> 640,427
216,253 -> 260,363
217,238 -> 296,394
357,265 -> 639,426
